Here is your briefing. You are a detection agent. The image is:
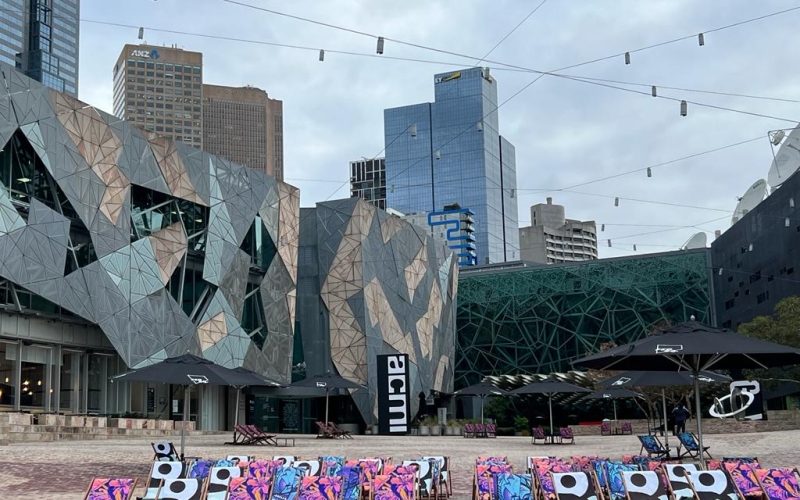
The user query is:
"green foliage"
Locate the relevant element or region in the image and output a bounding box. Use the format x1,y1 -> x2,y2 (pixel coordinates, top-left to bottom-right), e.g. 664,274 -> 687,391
484,398 -> 514,427
739,296 -> 800,381
514,416 -> 530,432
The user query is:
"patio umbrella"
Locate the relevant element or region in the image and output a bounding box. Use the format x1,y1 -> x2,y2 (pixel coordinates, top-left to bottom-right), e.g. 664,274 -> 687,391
229,366 -> 281,427
289,370 -> 365,425
511,376 -> 591,434
597,370 -> 731,452
574,320 -> 800,456
584,387 -> 642,423
453,381 -> 510,424
112,353 -> 275,459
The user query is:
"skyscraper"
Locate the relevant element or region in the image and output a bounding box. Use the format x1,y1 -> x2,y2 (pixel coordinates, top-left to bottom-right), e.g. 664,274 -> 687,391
0,0 -> 80,96
349,157 -> 386,209
384,67 -> 519,264
519,198 -> 598,264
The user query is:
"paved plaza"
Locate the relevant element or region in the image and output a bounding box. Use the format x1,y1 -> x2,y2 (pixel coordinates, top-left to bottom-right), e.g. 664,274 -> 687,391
1,430 -> 799,499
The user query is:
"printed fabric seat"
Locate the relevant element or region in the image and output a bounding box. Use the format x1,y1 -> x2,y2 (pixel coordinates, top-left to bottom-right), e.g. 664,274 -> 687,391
293,460 -> 323,477
187,459 -> 215,479
620,422 -> 633,435
621,471 -> 669,500
493,473 -> 533,500
476,464 -> 514,500
686,470 -> 738,500
299,475 -> 343,500
248,459 -> 284,480
143,461 -> 186,500
601,422 -> 612,436
638,435 -> 669,458
372,474 -> 416,500
341,465 -> 363,500
677,432 -> 712,459
535,461 -> 571,500
206,466 -> 243,500
551,472 -> 599,500
724,462 -> 762,499
603,463 -> 638,500
422,456 -> 450,497
83,478 -> 137,500
755,468 -> 800,500
271,466 -> 305,500
402,460 -> 438,498
152,442 -> 180,462
531,427 -> 547,444
273,456 -> 298,467
464,423 -> 476,438
664,464 -> 701,500
228,476 -> 273,500
386,465 -> 419,477
319,457 -> 345,477
227,455 -> 254,464
156,478 -> 203,500
477,457 -> 508,465
560,427 -> 575,444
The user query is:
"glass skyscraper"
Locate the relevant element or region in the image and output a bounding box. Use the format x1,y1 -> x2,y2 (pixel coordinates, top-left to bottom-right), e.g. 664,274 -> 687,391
0,0 -> 79,96
384,67 -> 519,264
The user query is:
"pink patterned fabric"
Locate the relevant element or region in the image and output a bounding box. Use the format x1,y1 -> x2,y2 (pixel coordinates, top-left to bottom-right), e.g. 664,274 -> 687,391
724,462 -> 761,498
535,461 -> 572,500
373,474 -> 415,500
86,478 -> 136,500
756,468 -> 800,500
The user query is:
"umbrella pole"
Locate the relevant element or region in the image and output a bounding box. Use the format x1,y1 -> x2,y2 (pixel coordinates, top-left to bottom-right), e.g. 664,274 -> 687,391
694,372 -> 704,457
233,387 -> 241,428
548,394 -> 554,436
325,389 -> 330,426
613,400 -> 618,422
180,385 -> 189,461
662,388 -> 670,453
481,395 -> 485,425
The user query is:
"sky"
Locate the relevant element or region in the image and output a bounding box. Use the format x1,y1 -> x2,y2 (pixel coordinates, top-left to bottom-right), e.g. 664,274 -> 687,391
78,0 -> 800,259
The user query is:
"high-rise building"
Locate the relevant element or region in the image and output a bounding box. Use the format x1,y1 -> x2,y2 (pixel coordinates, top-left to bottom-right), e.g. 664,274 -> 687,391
518,198 -> 598,264
349,157 -> 386,209
203,84 -> 284,180
0,0 -> 79,96
384,67 -> 519,264
113,44 -> 204,148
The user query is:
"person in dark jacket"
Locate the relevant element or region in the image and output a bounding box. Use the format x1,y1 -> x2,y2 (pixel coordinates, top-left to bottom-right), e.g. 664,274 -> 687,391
672,403 -> 690,434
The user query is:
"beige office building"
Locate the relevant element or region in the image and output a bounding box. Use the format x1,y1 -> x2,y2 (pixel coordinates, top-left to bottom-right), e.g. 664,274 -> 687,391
519,197 -> 598,264
203,84 -> 284,180
113,44 -> 284,179
113,44 -> 203,148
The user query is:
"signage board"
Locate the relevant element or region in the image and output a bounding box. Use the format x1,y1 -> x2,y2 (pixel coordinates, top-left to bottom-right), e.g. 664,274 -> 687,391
376,354 -> 410,435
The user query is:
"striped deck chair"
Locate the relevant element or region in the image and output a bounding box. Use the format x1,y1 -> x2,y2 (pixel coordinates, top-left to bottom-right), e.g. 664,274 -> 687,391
299,475 -> 343,500
83,478 -> 137,500
622,470 -> 668,500
551,472 -> 600,500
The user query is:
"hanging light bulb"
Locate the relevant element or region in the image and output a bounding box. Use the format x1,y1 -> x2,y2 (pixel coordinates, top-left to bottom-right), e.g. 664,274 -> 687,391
614,197 -> 619,207
698,33 -> 705,46
37,380 -> 41,386
318,49 -> 325,62
376,36 -> 385,54
749,243 -> 754,251
786,218 -> 791,227
680,100 -> 688,117
138,27 -> 144,40
410,124 -> 417,137
624,52 -> 631,65
718,267 -> 724,276
435,150 -> 441,160
646,167 -> 652,178
789,197 -> 794,208
633,244 -> 637,251
651,86 -> 657,97
607,239 -> 612,247
601,224 -> 605,231
773,130 -> 786,145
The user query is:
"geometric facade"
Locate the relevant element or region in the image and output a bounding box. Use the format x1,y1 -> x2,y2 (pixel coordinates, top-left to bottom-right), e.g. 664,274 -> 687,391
455,249 -> 711,389
296,198 -> 458,424
0,63 -> 298,381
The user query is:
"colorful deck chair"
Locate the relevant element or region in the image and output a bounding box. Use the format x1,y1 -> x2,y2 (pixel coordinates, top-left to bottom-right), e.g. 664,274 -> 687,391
187,459 -> 214,479
273,456 -> 298,467
271,466 -> 304,500
477,456 -> 508,465
341,465 -> 363,500
402,460 -> 437,499
571,457 -> 603,474
486,423 -> 497,438
601,422 -> 612,436
724,458 -> 759,465
228,476 -> 272,500
83,478 -> 137,500
386,465 -> 419,477
603,463 -> 639,500
144,461 -> 186,500
293,460 -> 322,477
551,472 -> 599,500
227,455 -> 254,464
152,442 -> 180,461
532,427 -> 548,444
638,435 -> 669,458
560,427 -> 575,444
686,470 -> 738,500
754,468 -> 800,500
348,459 -> 381,490
156,478 -> 203,500
664,464 -> 701,500
677,432 -> 712,460
299,475 -> 343,500
476,464 -> 514,500
621,471 -> 668,500
529,457 -> 555,473
475,423 -> 487,437
592,461 -> 610,491
464,423 -> 477,438
494,473 -> 533,500
724,462 -> 761,499
422,456 -> 451,497
248,459 -> 283,479
372,474 -> 416,500
620,422 -> 633,435
319,456 -> 345,477
206,466 -> 243,500
535,462 -> 572,500
215,459 -> 236,468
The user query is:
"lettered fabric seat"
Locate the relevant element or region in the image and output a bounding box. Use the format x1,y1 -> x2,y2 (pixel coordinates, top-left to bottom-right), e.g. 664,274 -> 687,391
156,478 -> 203,500
551,472 -> 599,500
685,470 -> 738,500
206,466 -> 243,500
621,471 -> 669,500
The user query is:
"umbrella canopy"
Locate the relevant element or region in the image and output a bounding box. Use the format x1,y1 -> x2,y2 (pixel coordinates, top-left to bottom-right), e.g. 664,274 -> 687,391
597,370 -> 731,389
573,320 -> 800,458
584,388 -> 642,400
288,370 -> 365,425
453,382 -> 509,424
512,376 -> 591,434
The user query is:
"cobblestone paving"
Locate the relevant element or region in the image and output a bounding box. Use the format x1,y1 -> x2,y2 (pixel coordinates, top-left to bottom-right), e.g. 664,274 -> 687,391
1,430 -> 800,499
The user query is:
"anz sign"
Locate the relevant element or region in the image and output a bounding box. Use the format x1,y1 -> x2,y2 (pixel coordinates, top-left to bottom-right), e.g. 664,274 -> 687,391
131,49 -> 160,60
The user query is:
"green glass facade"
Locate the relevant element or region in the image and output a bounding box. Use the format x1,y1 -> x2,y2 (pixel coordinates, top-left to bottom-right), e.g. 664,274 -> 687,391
455,250 -> 712,389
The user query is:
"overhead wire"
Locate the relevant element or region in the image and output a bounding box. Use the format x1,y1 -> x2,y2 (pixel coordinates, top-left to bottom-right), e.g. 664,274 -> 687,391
474,0 -> 548,66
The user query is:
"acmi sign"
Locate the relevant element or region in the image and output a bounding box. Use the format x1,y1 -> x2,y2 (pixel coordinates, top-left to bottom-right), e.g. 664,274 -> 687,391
131,49 -> 160,60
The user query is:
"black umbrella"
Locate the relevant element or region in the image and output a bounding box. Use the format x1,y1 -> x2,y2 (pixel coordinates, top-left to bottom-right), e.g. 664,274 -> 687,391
289,370 -> 365,425
511,376 -> 591,434
574,320 -> 800,455
112,354 -> 278,458
228,366 -> 281,428
453,382 -> 510,424
584,387 -> 642,423
597,370 -> 731,451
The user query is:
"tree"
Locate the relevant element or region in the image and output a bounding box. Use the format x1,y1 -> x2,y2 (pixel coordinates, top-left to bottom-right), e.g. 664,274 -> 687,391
739,296 -> 800,382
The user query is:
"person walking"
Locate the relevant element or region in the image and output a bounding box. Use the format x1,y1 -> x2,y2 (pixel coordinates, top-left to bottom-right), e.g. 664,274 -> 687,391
672,403 -> 690,435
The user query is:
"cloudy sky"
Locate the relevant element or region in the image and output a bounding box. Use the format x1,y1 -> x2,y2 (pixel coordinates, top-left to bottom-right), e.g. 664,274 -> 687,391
79,0 -> 800,258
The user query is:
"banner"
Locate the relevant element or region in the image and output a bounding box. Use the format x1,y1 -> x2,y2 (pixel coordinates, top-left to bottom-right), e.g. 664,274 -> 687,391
376,354 -> 410,435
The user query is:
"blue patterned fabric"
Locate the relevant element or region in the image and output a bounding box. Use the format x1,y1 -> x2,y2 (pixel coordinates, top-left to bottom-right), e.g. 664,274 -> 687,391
494,473 -> 533,500
605,463 -> 638,500
341,465 -> 362,500
271,467 -> 304,500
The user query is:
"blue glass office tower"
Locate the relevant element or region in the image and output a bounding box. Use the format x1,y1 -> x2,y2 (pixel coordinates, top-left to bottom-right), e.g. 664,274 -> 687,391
384,67 -> 519,264
0,0 -> 79,96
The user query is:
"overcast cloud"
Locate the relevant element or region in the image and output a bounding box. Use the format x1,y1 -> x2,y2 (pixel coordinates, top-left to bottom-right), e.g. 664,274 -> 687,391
79,0 -> 800,258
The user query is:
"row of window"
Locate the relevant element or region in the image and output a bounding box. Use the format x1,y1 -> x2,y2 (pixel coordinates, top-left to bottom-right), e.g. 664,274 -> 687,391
126,59 -> 201,73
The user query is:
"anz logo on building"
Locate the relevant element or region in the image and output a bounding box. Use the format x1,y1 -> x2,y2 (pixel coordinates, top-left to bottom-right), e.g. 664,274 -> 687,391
131,49 -> 160,60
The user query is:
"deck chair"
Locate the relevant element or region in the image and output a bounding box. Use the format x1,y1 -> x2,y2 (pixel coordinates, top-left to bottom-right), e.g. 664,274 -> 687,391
664,464 -> 701,500
271,466 -> 304,500
723,462 -> 761,499
83,478 -> 137,500
638,435 -> 670,458
155,478 -> 203,500
620,422 -> 633,435
754,468 -> 800,500
226,455 -> 254,465
476,464 -> 513,500
293,460 -> 322,477
724,458 -> 759,465
603,463 -> 638,500
248,459 -> 283,479
494,473 -> 533,500
422,456 -> 451,497
273,456 -> 298,466
551,472 -> 600,500
187,460 -> 215,480
152,442 -> 180,461
329,421 -> 353,439
299,475 -> 343,500
385,465 -> 419,476
535,461 -> 571,500
464,423 -> 476,438
677,432 -> 712,460
601,422 -> 612,436
245,425 -> 278,445
228,476 -> 272,499
233,425 -> 266,446
528,457 -> 555,473
315,421 -> 335,439
474,423 -> 487,438
486,423 -> 497,438
341,465 -> 363,500
686,470 -> 739,500
206,466 -> 242,500
570,457 -> 603,474
403,460 -> 437,499
622,471 -> 668,500
319,456 -> 345,477
142,461 -> 186,500
477,456 -> 508,465
371,474 -> 416,500
560,427 -> 575,444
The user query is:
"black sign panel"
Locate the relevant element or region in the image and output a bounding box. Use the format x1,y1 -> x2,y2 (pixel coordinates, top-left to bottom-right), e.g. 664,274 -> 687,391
147,387 -> 155,412
377,354 -> 410,435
